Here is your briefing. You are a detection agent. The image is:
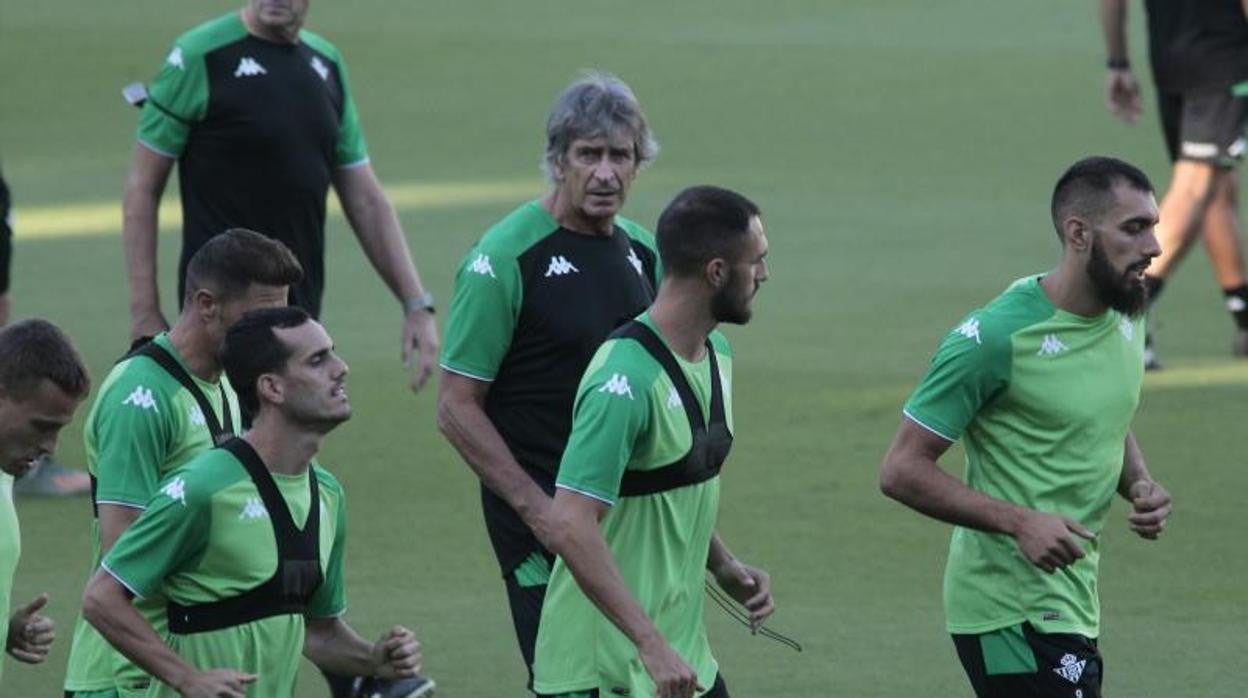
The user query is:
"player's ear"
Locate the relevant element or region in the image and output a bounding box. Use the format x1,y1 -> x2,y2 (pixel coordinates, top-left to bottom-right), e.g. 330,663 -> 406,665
189,288 -> 219,321
705,258 -> 729,288
257,373 -> 283,407
1063,216 -> 1092,252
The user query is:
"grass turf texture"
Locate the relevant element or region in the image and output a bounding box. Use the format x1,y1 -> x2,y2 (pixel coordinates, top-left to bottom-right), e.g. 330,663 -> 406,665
2,1 -> 1245,695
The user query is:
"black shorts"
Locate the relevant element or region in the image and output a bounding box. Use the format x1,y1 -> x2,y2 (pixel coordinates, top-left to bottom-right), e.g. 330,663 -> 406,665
1158,86 -> 1248,166
952,623 -> 1102,698
502,550 -> 555,689
0,172 -> 11,294
539,673 -> 729,698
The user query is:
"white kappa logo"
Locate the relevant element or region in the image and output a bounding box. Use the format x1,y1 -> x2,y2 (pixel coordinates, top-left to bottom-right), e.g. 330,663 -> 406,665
1053,653 -> 1086,684
955,318 -> 982,345
188,405 -> 206,427
627,247 -> 644,276
239,497 -> 268,520
468,253 -> 496,278
598,373 -> 634,399
166,46 -> 185,70
122,386 -> 159,412
234,57 -> 267,77
1038,334 -> 1068,357
161,476 -> 187,506
310,56 -> 330,81
1118,317 -> 1135,341
666,386 -> 682,409
544,255 -> 579,277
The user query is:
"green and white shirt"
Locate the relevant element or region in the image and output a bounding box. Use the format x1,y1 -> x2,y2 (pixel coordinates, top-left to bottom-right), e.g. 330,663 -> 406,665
0,474 -> 18,687
904,275 -> 1145,638
534,314 -> 733,697
66,333 -> 240,693
102,448 -> 347,698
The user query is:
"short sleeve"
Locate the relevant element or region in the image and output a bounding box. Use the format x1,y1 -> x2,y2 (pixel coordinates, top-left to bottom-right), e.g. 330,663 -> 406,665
92,376 -> 174,508
103,471 -> 210,599
136,43 -> 209,157
333,55 -> 368,167
556,361 -> 651,506
440,245 -> 523,381
903,314 -> 1011,442
307,484 -> 347,618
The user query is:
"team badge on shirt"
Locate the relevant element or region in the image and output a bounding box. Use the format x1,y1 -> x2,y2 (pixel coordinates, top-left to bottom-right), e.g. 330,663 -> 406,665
310,56 -> 330,81
160,476 -> 187,506
1053,653 -> 1086,684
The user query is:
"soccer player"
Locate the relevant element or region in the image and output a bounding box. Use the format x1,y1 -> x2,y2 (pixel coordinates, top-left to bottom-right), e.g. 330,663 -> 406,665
82,307 -> 423,697
1100,0 -> 1248,366
880,157 -> 1174,698
437,72 -> 661,687
64,229 -> 302,698
533,186 -> 774,698
123,0 -> 439,392
0,319 -> 90,687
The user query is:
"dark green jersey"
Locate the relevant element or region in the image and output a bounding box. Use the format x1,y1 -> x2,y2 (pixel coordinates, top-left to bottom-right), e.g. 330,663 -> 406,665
534,314 -> 733,696
904,276 -> 1145,637
103,449 -> 347,698
441,201 -> 661,571
137,11 -> 368,316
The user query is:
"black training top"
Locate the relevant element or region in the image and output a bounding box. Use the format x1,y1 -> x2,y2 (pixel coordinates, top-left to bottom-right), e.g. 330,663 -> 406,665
1145,0 -> 1248,93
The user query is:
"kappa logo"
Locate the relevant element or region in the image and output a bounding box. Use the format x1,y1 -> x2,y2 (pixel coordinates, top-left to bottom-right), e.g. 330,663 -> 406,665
310,56 -> 330,81
468,253 -> 496,278
161,476 -> 187,506
234,57 -> 267,78
1227,295 -> 1247,313
1038,334 -> 1068,357
1053,653 -> 1086,685
122,386 -> 159,412
666,386 -> 682,409
1118,317 -> 1135,341
544,255 -> 579,277
627,247 -> 644,276
598,373 -> 634,399
955,317 -> 982,345
166,46 -> 184,70
239,497 -> 268,520
188,405 -> 206,427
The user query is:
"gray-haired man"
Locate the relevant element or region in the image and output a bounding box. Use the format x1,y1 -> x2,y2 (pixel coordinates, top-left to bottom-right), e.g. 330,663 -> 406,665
437,72 -> 662,688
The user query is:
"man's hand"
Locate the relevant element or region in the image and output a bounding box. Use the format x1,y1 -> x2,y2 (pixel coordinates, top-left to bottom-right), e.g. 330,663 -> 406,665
371,625 -> 423,679
1127,479 -> 1171,540
176,669 -> 257,698
6,593 -> 55,663
710,558 -> 776,631
402,309 -> 439,393
1012,510 -> 1095,574
1105,68 -> 1141,123
130,306 -> 170,344
638,636 -> 702,698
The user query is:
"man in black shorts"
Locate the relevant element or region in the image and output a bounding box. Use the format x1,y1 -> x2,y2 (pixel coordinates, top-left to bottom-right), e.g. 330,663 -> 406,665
437,72 -> 661,690
1101,0 -> 1248,366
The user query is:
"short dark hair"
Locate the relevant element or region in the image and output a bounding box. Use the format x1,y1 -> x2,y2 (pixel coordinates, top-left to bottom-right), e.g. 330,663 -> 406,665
656,186 -> 761,277
223,306 -> 310,416
0,319 -> 90,400
184,228 -> 303,303
1050,157 -> 1154,240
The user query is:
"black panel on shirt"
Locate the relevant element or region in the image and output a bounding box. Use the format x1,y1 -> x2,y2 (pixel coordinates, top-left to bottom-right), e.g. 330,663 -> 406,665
1145,0 -> 1248,93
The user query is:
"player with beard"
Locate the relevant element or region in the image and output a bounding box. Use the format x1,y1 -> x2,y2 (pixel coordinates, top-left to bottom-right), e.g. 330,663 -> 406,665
879,156 -> 1173,698
82,308 -> 423,698
532,186 -> 774,698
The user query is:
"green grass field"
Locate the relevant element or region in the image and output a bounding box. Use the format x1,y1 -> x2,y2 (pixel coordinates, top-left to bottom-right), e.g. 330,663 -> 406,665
2,1 -> 1246,695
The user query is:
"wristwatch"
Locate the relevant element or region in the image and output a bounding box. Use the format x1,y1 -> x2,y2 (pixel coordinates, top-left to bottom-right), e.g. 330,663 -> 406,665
403,292 -> 436,314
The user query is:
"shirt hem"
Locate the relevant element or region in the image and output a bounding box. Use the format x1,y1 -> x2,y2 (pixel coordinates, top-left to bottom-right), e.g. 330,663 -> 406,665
947,615 -> 1099,639
533,678 -> 599,694
63,678 -> 119,692
902,409 -> 956,442
439,362 -> 496,382
100,562 -> 147,600
136,138 -> 179,159
337,156 -> 371,170
94,499 -> 147,511
555,482 -> 616,507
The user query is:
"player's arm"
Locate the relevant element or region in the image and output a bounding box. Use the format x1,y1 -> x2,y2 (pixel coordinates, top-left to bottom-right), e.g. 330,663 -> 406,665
304,617 -> 422,679
98,504 -> 143,555
880,417 -> 1095,574
123,144 -> 176,341
705,533 -> 774,631
82,570 -> 254,697
332,164 -> 438,392
1116,430 -> 1172,539
437,372 -> 555,545
1099,0 -> 1141,122
547,489 -> 703,698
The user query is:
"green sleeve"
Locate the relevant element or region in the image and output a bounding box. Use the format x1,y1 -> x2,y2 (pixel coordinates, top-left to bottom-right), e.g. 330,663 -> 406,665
92,375 -> 175,508
307,482 -> 347,618
103,470 -> 210,599
556,348 -> 651,506
333,54 -> 369,166
440,244 -> 523,381
903,314 -> 1011,441
136,42 -> 209,157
